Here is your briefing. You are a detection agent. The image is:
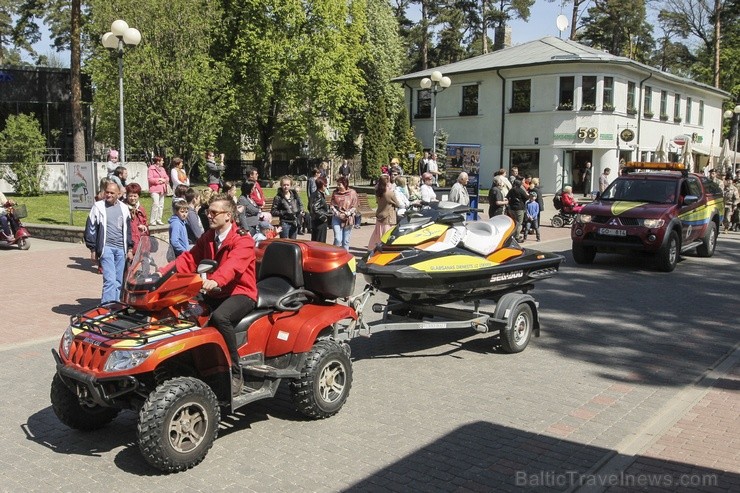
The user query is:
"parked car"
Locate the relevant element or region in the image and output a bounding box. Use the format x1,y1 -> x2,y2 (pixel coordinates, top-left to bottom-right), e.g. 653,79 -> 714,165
570,162 -> 724,272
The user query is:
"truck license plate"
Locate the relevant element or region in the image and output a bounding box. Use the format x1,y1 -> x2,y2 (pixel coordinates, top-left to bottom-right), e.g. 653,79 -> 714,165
599,228 -> 626,237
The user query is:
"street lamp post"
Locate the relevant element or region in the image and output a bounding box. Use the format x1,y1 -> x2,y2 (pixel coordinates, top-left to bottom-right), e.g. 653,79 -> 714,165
723,104 -> 740,174
101,20 -> 141,166
420,71 -> 452,155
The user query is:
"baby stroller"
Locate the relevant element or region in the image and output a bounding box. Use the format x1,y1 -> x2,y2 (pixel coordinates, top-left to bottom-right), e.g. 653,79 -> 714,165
550,192 -> 576,228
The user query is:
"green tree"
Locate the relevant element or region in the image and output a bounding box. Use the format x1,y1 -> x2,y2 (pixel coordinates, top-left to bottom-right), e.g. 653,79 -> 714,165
86,0 -> 232,169
0,114 -> 47,196
577,0 -> 654,62
361,93 -> 390,179
392,106 -> 422,175
219,0 -> 366,178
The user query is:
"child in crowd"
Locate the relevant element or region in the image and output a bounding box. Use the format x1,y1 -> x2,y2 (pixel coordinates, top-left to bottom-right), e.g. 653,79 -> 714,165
169,199 -> 190,257
253,221 -> 277,244
523,192 -> 541,242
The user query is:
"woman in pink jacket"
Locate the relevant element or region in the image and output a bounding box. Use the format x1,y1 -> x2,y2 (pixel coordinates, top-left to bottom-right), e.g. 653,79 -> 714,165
147,156 -> 170,225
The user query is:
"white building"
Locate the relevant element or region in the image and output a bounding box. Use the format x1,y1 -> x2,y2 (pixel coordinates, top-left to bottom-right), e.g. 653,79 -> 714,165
395,36 -> 731,194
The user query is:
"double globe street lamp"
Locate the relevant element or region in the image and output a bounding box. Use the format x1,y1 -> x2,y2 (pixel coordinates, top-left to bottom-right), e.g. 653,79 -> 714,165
723,104 -> 740,174
420,71 -> 452,156
101,20 -> 141,166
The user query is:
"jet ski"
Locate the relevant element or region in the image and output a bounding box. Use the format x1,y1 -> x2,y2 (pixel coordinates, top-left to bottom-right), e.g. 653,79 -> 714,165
358,202 -> 563,305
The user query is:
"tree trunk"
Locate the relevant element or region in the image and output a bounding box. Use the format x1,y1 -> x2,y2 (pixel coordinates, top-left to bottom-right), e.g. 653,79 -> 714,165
70,0 -> 85,162
713,0 -> 721,88
421,0 -> 429,69
570,0 -> 579,40
481,0 -> 488,53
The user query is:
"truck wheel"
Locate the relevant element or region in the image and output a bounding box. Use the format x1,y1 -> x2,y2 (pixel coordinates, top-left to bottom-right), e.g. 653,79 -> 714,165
551,216 -> 564,228
50,373 -> 119,430
290,341 -> 352,419
137,377 -> 219,473
499,303 -> 533,354
696,222 -> 716,258
657,231 -> 679,272
572,243 -> 596,264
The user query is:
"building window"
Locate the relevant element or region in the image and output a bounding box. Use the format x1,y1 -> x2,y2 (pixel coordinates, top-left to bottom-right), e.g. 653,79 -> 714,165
643,86 -> 653,118
509,150 -> 540,178
627,81 -> 636,113
699,100 -> 704,125
602,77 -> 614,111
660,90 -> 668,120
686,97 -> 692,124
416,89 -> 431,118
581,76 -> 597,110
674,94 -> 681,122
461,85 -> 479,116
558,76 -> 574,110
511,79 -> 531,113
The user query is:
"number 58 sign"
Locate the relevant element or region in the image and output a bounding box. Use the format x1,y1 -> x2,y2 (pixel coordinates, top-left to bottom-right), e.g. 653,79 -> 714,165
577,127 -> 599,140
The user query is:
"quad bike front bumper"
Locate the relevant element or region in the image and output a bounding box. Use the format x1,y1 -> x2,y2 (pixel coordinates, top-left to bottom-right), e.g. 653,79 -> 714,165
52,348 -> 141,408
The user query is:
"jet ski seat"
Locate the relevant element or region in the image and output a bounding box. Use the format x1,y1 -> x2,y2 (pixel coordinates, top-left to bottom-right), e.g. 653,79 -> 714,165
462,215 -> 515,256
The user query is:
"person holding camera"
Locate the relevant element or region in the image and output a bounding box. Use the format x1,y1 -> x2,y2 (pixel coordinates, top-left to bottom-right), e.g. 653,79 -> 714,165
270,175 -> 304,239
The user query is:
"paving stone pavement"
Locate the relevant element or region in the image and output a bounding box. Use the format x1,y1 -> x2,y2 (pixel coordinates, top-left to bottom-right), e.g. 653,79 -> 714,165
0,215 -> 738,492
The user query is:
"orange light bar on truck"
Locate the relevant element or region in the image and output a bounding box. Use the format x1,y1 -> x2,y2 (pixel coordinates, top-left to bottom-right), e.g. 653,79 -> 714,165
625,162 -> 686,171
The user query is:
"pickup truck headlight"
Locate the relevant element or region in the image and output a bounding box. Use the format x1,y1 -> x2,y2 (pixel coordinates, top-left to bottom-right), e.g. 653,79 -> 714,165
576,214 -> 592,223
103,349 -> 153,372
641,219 -> 665,228
60,326 -> 74,358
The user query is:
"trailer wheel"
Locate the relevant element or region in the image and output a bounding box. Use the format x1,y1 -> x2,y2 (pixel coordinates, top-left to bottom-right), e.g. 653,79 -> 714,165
290,341 -> 352,419
499,303 -> 533,353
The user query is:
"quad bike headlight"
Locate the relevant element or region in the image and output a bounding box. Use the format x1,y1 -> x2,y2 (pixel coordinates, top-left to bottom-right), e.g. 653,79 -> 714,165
103,349 -> 153,372
641,218 -> 665,228
576,214 -> 592,224
60,326 -> 75,358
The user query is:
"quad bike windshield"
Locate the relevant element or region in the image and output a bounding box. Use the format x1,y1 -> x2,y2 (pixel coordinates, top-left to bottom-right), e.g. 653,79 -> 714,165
126,236 -> 177,290
123,237 -> 202,310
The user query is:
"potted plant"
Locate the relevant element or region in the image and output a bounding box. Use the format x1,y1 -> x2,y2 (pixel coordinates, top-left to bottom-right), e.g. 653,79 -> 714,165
580,103 -> 596,111
557,102 -> 573,111
644,111 -> 654,119
602,103 -> 615,112
627,106 -> 638,115
660,113 -> 669,121
674,116 -> 682,123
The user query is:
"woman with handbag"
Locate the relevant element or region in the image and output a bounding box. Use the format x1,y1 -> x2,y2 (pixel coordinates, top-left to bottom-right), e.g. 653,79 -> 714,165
330,176 -> 358,250
147,156 -> 170,225
310,177 -> 331,243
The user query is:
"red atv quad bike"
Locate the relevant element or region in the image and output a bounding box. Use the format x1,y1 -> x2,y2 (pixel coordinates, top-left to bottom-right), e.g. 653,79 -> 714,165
50,236 -> 359,473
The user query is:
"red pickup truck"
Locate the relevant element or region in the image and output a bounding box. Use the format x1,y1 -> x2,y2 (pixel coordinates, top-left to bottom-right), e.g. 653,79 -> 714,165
571,162 -> 724,272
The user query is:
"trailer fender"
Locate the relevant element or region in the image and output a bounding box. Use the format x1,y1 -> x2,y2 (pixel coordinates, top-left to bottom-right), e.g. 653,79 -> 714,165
491,293 -> 540,337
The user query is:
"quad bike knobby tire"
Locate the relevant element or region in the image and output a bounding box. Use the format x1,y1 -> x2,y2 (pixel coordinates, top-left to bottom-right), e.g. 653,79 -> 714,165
499,303 -> 533,354
290,340 -> 353,419
137,376 -> 220,473
572,243 -> 596,264
696,222 -> 717,258
50,373 -> 120,430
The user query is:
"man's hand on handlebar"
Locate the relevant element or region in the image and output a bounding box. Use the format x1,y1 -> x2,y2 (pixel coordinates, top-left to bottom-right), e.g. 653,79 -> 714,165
201,279 -> 220,293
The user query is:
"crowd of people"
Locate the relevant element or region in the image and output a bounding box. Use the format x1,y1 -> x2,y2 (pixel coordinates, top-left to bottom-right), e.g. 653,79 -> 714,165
486,166 -> 545,242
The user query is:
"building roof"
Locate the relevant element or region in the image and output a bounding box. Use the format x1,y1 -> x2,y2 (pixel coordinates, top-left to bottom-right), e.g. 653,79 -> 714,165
393,36 -> 729,98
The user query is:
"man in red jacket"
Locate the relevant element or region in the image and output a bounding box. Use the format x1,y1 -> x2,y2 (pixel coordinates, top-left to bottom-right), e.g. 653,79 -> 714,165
175,195 -> 257,396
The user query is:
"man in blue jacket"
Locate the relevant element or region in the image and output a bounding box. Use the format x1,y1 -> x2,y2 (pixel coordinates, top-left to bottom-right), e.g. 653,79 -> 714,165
84,182 -> 133,303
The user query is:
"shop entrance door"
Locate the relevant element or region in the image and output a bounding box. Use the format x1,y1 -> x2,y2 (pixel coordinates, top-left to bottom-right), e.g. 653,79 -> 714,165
572,150 -> 593,194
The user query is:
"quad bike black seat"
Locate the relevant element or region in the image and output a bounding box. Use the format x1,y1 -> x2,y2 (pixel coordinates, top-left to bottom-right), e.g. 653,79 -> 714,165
233,241 -> 305,338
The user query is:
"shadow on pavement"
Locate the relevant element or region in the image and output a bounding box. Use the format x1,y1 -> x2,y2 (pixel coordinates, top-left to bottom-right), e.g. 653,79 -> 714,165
67,256 -> 97,273
52,298 -> 100,316
345,421 -> 737,492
